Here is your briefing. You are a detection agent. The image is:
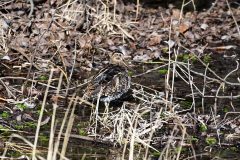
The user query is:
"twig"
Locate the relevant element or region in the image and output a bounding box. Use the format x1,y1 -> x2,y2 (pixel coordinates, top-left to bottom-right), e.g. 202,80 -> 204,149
207,0 -> 219,13
226,0 -> 240,38
32,68 -> 54,160
132,63 -> 169,78
27,0 -> 34,18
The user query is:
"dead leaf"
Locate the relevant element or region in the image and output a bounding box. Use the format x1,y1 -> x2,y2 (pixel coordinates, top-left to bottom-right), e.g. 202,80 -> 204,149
78,37 -> 86,48
172,9 -> 181,19
148,35 -> 162,46
179,23 -> 190,34
201,23 -> 208,30
133,54 -> 151,62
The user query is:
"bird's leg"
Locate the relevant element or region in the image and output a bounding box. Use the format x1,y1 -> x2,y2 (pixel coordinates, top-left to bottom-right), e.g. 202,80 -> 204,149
104,101 -> 109,114
103,101 -> 110,125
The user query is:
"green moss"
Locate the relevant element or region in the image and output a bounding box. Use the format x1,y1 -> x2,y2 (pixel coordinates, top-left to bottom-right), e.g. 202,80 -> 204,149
36,108 -> 43,116
7,150 -> 22,158
0,124 -> 9,131
151,151 -> 161,157
13,121 -> 37,130
36,109 -> 41,116
205,137 -> 217,145
128,71 -> 134,77
16,103 -> 27,110
14,124 -> 24,130
77,123 -> 88,136
78,128 -> 87,136
177,53 -> 197,63
203,54 -> 211,63
24,122 -> 37,129
162,47 -> 168,54
0,125 -> 10,135
229,147 -> 238,152
39,134 -> 49,144
190,136 -> 199,143
175,146 -> 187,153
39,75 -> 48,81
199,123 -> 207,132
183,54 -> 190,62
158,69 -> 168,75
189,53 -> 197,62
223,106 -> 229,113
1,111 -> 10,119
179,100 -> 192,109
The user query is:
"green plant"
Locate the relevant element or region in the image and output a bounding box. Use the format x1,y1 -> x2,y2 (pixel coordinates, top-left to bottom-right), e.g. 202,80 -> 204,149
199,123 -> 207,132
203,54 -> 211,63
39,134 -> 49,144
205,137 -> 217,145
151,151 -> 161,157
128,71 -> 134,76
223,106 -> 229,113
162,47 -> 168,53
16,103 -> 27,111
78,128 -> 87,136
0,124 -> 10,135
14,124 -> 24,130
77,123 -> 87,136
177,53 -> 197,63
24,122 -> 37,129
175,146 -> 187,153
180,100 -> 192,109
39,75 -> 48,81
158,69 -> 168,75
190,136 -> 199,143
1,111 -> 10,119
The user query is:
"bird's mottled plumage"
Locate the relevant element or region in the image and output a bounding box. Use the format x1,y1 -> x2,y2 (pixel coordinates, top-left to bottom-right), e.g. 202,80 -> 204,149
86,53 -> 131,102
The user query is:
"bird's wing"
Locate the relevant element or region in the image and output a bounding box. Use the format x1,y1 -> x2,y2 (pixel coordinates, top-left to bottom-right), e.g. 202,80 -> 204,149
86,64 -> 131,101
103,71 -> 130,96
92,64 -> 123,84
86,65 -> 121,98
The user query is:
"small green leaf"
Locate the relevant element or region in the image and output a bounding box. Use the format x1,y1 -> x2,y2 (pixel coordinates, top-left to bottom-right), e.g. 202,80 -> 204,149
0,124 -> 10,133
203,54 -> 211,63
191,136 -> 199,142
189,53 -> 197,62
206,137 -> 217,145
78,128 -> 87,136
39,134 -> 49,143
128,71 -> 134,76
223,106 -> 229,113
229,147 -> 238,151
16,103 -> 27,110
158,69 -> 168,75
39,75 -> 48,81
180,100 -> 192,109
1,111 -> 9,119
24,122 -> 37,129
14,124 -> 24,130
199,123 -> 207,132
162,47 -> 168,53
151,151 -> 161,157
183,54 -> 190,61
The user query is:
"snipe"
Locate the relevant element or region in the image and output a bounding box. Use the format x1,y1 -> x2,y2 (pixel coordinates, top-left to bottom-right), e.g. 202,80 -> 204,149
85,53 -> 131,103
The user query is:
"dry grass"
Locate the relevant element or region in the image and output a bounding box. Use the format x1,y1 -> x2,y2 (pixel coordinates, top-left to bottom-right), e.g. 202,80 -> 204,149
55,0 -> 135,40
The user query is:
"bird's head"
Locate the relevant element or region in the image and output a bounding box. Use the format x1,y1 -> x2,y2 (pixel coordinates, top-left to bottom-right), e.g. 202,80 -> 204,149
110,53 -> 125,65
110,53 -> 133,72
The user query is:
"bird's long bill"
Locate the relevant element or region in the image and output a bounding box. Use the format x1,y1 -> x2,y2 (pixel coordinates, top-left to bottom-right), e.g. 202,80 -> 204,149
122,60 -> 128,68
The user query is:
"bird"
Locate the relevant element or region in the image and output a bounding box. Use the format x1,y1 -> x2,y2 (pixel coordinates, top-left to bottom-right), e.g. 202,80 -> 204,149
85,53 -> 131,103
